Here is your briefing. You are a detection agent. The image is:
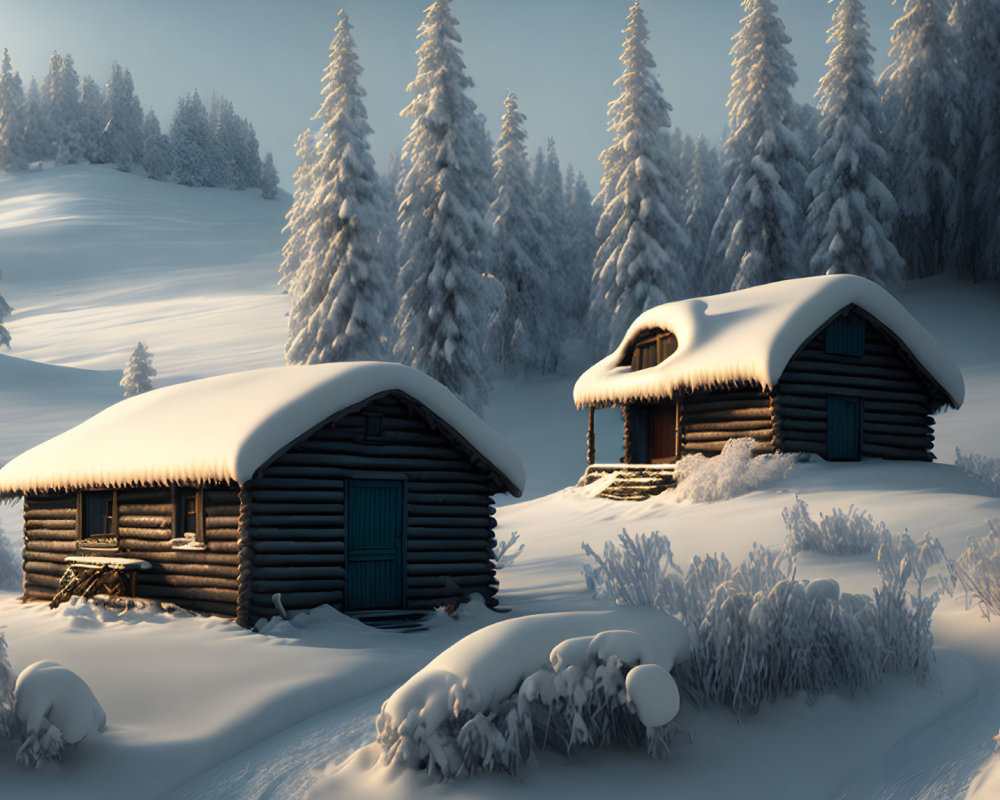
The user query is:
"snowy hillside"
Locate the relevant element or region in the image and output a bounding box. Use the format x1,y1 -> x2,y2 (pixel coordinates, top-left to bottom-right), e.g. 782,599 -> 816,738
1,166 -> 1000,798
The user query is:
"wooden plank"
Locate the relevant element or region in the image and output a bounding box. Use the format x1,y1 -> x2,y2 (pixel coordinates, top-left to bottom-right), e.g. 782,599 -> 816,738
252,540 -> 346,555
250,515 -> 345,528
263,466 -> 487,483
776,382 -> 929,404
139,585 -> 238,603
117,516 -> 171,529
24,508 -> 77,522
24,560 -> 69,577
682,429 -> 773,443
406,539 -> 491,552
404,516 -> 495,529
248,503 -> 344,515
252,578 -> 345,593
408,551 -> 492,565
296,441 -> 462,459
407,526 -> 494,539
779,370 -> 925,393
23,526 -> 77,540
20,540 -> 75,554
864,443 -> 933,460
271,453 -> 473,471
252,553 -> 345,567
150,563 -> 239,579
252,566 -> 346,580
249,527 -> 344,541
863,432 -> 933,448
406,563 -> 492,577
115,504 -> 174,516
682,419 -> 774,433
139,574 -> 236,590
250,490 -> 346,504
407,574 -> 497,589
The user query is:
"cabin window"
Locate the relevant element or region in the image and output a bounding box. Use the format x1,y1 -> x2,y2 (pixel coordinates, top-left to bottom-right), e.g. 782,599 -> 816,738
825,316 -> 866,357
629,331 -> 678,371
364,413 -> 383,440
174,488 -> 204,544
79,490 -> 117,547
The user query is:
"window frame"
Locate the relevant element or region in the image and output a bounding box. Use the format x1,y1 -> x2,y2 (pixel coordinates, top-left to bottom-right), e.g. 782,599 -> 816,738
76,490 -> 119,549
172,487 -> 205,545
629,330 -> 678,372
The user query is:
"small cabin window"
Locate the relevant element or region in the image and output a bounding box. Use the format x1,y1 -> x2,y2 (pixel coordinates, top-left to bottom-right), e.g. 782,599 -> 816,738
825,316 -> 866,357
629,331 -> 678,371
80,491 -> 117,546
175,488 -> 204,544
364,413 -> 383,440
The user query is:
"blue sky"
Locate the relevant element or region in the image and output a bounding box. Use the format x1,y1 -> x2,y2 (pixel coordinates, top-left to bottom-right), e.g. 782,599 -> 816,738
3,0 -> 900,191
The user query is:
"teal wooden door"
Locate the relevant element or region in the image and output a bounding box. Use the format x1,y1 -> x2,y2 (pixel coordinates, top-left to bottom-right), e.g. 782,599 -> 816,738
346,480 -> 405,610
827,396 -> 861,460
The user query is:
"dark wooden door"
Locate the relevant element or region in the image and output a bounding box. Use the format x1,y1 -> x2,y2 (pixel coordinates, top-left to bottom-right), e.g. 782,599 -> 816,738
346,480 -> 405,610
651,404 -> 677,463
827,395 -> 861,460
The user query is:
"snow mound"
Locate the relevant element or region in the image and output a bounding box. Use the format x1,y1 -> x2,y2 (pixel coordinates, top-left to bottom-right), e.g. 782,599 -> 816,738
573,274 -> 964,408
14,660 -> 106,767
0,361 -> 525,497
375,608 -> 688,776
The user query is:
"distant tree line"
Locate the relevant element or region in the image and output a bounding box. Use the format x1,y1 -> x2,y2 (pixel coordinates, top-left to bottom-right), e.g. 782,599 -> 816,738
0,49 -> 278,197
283,0 -> 999,408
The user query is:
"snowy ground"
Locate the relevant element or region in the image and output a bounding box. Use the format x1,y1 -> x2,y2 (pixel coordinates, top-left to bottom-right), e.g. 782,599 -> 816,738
1,166 -> 1000,798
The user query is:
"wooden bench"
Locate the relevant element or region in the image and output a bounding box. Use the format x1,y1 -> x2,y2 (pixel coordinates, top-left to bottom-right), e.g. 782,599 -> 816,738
50,556 -> 152,609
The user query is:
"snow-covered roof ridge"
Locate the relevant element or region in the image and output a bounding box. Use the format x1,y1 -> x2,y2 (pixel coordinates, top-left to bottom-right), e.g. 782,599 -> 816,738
574,275 -> 964,409
0,362 -> 525,497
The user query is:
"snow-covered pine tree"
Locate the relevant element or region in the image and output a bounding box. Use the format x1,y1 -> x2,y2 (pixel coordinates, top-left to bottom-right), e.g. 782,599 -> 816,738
141,110 -> 172,180
121,342 -> 156,397
393,0 -> 495,410
279,128 -> 318,298
260,152 -> 278,199
0,270 -> 11,349
709,0 -> 809,292
0,50 -> 26,172
683,134 -> 726,295
565,167 -> 598,321
170,91 -> 212,186
539,138 -> 577,330
100,62 -> 143,170
21,78 -> 45,164
949,0 -> 1000,280
879,0 -> 963,278
45,53 -> 83,164
591,1 -> 691,353
805,0 -> 904,285
77,75 -> 104,164
208,97 -> 260,189
488,91 -> 555,374
284,10 -> 391,365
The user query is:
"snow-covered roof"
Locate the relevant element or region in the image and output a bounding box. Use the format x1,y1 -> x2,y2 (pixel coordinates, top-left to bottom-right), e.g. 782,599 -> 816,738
574,275 -> 964,409
0,362 -> 525,497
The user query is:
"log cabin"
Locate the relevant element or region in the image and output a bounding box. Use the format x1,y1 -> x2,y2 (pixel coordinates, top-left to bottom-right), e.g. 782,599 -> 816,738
0,362 -> 525,625
574,275 -> 964,499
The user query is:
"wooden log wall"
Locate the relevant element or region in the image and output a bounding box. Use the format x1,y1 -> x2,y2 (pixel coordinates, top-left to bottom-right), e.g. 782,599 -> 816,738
22,485 -> 241,617
247,393 -> 499,622
773,312 -> 939,461
678,389 -> 776,456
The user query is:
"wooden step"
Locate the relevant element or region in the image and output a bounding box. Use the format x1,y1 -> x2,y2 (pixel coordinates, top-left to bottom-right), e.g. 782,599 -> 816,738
578,464 -> 677,501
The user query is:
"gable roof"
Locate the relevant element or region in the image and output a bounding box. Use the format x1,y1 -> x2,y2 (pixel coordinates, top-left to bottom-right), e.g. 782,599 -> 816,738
0,362 -> 525,497
573,275 -> 964,409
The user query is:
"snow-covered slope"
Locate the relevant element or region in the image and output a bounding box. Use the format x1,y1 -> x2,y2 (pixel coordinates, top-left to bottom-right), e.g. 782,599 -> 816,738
0,167 -> 999,799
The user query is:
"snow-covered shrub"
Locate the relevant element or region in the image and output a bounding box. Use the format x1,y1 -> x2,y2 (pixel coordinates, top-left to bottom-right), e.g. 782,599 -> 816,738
950,518 -> 1000,619
375,609 -> 688,777
0,634 -> 15,741
584,525 -> 942,718
492,531 -> 523,570
782,495 -> 887,555
13,661 -> 106,767
672,438 -> 795,503
955,449 -> 1000,493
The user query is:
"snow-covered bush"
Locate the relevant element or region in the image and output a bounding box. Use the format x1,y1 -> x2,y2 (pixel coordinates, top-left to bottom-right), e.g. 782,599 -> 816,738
492,531 -> 523,570
584,524 -> 942,717
950,518 -> 1000,619
672,438 -> 795,503
374,608 -> 688,777
782,495 -> 887,555
13,661 -> 106,767
956,449 -> 1000,493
